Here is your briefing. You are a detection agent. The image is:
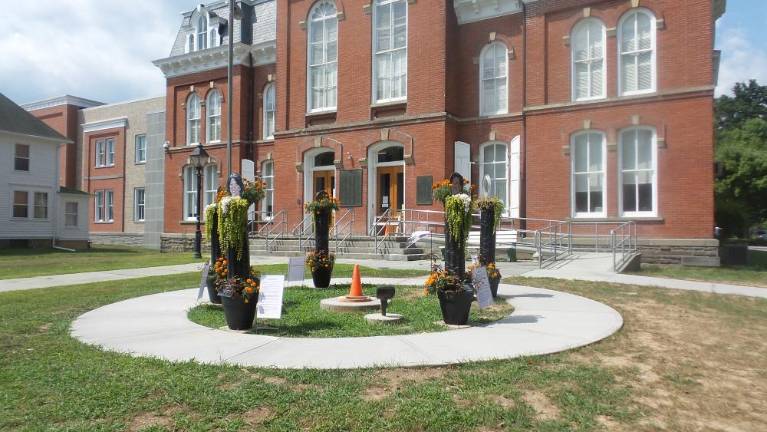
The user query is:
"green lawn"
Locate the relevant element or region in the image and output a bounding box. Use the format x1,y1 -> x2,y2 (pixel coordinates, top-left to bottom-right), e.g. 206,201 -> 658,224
189,284 -> 512,338
2,273 -> 765,431
0,245 -> 200,279
635,249 -> 767,287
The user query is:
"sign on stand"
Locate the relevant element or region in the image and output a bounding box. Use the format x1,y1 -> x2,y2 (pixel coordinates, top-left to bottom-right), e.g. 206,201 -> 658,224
197,262 -> 210,301
287,257 -> 305,285
472,266 -> 493,309
257,275 -> 285,319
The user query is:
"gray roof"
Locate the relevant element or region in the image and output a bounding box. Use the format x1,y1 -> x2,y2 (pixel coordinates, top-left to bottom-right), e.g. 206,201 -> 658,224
169,0 -> 275,57
0,92 -> 69,142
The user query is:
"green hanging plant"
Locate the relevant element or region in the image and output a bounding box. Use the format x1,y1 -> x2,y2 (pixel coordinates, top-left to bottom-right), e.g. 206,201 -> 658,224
217,196 -> 250,260
445,193 -> 473,243
474,196 -> 505,232
204,203 -> 217,241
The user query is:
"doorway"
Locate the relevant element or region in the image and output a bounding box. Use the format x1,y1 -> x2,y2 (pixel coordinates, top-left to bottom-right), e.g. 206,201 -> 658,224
313,170 -> 335,199
377,166 -> 404,217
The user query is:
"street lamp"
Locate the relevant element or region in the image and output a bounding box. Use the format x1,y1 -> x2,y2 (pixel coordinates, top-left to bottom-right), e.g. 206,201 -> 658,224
189,143 -> 210,259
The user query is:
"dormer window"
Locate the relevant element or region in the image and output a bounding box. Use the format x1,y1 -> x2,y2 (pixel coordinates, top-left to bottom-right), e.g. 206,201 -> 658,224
197,16 -> 208,51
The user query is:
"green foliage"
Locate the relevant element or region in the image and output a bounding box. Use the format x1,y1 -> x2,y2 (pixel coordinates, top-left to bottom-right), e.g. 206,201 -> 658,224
716,80 -> 767,131
204,204 -> 217,242
217,197 -> 250,260
474,196 -> 505,232
445,194 -> 472,243
304,195 -> 340,215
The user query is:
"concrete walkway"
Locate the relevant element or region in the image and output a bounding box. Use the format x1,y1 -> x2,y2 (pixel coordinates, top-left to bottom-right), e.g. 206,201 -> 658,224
71,280 -> 623,369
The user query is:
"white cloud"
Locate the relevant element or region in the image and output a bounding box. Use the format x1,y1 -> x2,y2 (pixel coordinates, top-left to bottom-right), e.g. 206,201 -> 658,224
716,26 -> 767,96
0,0 -> 190,105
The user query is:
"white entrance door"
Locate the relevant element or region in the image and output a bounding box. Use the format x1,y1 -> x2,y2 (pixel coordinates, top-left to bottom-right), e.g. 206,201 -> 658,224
509,136 -> 521,218
454,141 -> 471,184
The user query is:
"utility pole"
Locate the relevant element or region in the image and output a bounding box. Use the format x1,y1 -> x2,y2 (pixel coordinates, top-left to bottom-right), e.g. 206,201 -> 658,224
227,0 -> 234,179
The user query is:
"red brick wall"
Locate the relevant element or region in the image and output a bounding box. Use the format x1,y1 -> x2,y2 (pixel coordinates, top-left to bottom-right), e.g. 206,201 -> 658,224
84,127 -> 126,233
27,104 -> 81,188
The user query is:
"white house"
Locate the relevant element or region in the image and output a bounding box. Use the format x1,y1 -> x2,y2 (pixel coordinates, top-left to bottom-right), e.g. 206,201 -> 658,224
0,92 -> 89,249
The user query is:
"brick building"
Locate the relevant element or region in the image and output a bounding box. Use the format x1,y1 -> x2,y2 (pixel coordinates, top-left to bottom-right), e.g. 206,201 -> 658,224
26,0 -> 726,261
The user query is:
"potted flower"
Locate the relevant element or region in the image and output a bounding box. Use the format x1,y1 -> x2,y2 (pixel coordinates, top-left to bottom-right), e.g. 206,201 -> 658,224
215,259 -> 261,330
424,265 -> 474,325
204,198 -> 222,304
468,261 -> 502,298
305,191 -> 339,288
474,196 -> 505,297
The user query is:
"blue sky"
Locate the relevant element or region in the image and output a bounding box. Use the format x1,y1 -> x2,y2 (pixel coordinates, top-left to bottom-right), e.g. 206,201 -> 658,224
0,0 -> 763,105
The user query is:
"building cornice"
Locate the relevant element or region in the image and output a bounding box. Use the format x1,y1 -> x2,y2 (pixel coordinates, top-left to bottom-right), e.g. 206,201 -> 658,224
21,95 -> 104,111
152,41 -> 276,78
82,117 -> 128,133
453,0 -> 533,25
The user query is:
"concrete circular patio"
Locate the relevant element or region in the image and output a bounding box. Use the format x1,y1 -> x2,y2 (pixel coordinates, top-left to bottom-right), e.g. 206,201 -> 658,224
70,278 -> 623,369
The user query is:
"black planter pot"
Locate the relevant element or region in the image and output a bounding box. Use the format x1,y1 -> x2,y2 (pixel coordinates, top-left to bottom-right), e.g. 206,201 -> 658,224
311,264 -> 333,288
437,286 -> 474,325
489,276 -> 500,298
206,273 -> 221,304
221,295 -> 258,330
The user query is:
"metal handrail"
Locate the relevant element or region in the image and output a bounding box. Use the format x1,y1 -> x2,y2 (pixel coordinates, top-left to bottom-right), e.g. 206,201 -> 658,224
371,208 -> 392,255
258,210 -> 287,252
610,221 -> 637,271
291,213 -> 314,252
333,209 -> 355,254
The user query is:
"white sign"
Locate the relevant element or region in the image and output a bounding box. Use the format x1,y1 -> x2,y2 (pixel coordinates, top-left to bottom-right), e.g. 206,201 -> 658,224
287,257 -> 305,283
257,275 -> 285,319
472,266 -> 494,309
198,262 -> 210,301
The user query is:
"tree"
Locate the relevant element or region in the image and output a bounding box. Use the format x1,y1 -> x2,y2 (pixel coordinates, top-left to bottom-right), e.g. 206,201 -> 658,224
715,80 -> 767,132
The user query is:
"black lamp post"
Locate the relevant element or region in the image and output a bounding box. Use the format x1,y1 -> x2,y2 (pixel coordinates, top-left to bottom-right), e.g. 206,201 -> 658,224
189,143 -> 209,259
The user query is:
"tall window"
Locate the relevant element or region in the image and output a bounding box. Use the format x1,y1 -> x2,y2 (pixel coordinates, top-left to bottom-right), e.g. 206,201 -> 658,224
12,191 -> 28,218
204,165 -> 218,208
263,83 -> 276,140
572,18 -> 606,101
209,27 -> 218,48
14,144 -> 30,171
197,16 -> 208,50
183,166 -> 198,220
572,132 -> 606,217
95,139 -> 115,167
135,134 -> 147,164
106,191 -> 114,221
95,191 -> 105,222
620,128 -> 657,216
33,192 -> 48,219
207,90 -> 222,143
65,202 -> 78,227
134,188 -> 145,222
480,143 -> 508,210
261,160 -> 274,219
106,138 -> 115,166
373,0 -> 407,103
619,9 -> 656,95
187,93 -> 201,145
308,1 -> 338,112
480,43 -> 508,116
188,34 -> 194,53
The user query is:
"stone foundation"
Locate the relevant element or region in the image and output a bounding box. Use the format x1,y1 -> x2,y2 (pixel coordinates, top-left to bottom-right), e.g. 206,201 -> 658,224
638,239 -> 720,266
90,233 -> 145,247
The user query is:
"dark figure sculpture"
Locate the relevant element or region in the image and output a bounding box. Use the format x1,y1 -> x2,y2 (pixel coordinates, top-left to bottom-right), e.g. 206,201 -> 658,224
314,190 -> 331,254
444,172 -> 467,277
226,173 -> 250,279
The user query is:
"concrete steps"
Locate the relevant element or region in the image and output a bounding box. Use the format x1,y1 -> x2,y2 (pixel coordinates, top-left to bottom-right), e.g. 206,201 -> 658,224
249,235 -> 429,261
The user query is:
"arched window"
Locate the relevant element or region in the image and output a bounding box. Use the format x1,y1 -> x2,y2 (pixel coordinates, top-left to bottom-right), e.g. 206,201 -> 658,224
204,164 -> 218,208
571,132 -> 606,217
186,93 -> 200,145
479,143 -> 508,210
183,164 -> 218,221
197,16 -> 208,50
209,27 -> 218,48
261,160 -> 275,219
572,18 -> 606,101
373,0 -> 408,103
480,42 -> 508,116
263,83 -> 276,140
619,127 -> 657,216
187,34 -> 194,53
619,9 -> 656,95
308,1 -> 338,112
206,90 -> 221,143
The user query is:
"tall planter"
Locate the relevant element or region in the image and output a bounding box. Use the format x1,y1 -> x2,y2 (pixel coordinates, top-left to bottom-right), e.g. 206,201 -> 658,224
308,201 -> 335,288
437,286 -> 474,325
220,294 -> 258,330
479,206 -> 497,265
314,208 -> 331,254
207,208 -> 222,304
444,215 -> 466,277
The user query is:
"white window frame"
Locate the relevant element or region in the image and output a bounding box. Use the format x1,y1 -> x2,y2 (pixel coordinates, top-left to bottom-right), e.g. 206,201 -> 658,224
33,192 -> 48,219
106,190 -> 114,222
478,142 -> 509,215
14,144 -> 30,171
95,140 -> 106,167
106,138 -> 115,166
12,190 -> 28,219
197,15 -> 208,51
571,131 -> 607,218
183,166 -> 198,221
206,90 -> 222,143
571,18 -> 607,102
94,190 -> 113,223
479,42 -> 509,117
261,160 -> 275,220
204,164 -> 218,209
134,187 -> 145,222
263,83 -> 276,140
619,127 -> 658,217
307,1 -> 339,113
372,0 -> 408,104
135,134 -> 147,164
65,202 -> 78,227
187,93 -> 201,146
209,27 -> 218,48
618,8 -> 657,96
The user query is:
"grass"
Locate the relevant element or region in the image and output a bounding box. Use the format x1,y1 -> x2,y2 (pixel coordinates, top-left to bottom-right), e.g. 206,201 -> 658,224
0,245 -> 200,279
635,249 -> 767,287
188,284 -> 513,337
2,272 -> 766,431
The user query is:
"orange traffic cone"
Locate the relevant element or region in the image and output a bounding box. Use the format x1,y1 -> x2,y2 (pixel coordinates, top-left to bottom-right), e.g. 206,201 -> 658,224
345,264 -> 367,301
